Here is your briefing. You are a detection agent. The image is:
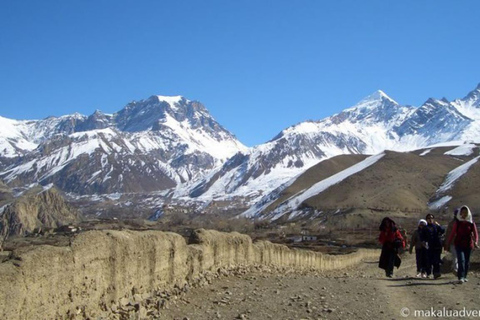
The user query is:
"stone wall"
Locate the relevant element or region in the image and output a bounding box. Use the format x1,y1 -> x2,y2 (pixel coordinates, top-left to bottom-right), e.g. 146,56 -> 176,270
0,229 -> 379,319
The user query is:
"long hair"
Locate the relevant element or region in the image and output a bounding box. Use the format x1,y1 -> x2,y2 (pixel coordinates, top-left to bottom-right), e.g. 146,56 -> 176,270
379,217 -> 396,232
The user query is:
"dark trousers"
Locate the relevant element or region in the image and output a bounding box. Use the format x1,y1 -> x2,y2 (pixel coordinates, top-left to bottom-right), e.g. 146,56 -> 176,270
379,245 -> 396,276
415,248 -> 426,273
425,248 -> 442,276
456,246 -> 472,280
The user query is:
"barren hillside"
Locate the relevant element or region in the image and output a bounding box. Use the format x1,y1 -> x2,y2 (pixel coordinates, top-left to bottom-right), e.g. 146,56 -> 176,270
254,145 -> 480,224
303,150 -> 464,211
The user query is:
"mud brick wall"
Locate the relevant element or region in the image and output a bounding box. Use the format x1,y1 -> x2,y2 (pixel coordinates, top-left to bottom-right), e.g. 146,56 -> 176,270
0,229 -> 379,319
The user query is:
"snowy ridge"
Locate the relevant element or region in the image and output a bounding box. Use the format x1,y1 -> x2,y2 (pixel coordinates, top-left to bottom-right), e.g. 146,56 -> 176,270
428,154 -> 480,210
419,149 -> 432,156
242,152 -> 385,219
184,84 -> 480,205
435,156 -> 479,194
239,176 -> 299,218
2,128 -> 120,183
0,95 -> 247,194
342,90 -> 398,115
444,144 -> 476,156
0,113 -> 90,158
155,95 -> 185,106
3,85 -> 480,215
0,116 -> 39,157
429,196 -> 453,210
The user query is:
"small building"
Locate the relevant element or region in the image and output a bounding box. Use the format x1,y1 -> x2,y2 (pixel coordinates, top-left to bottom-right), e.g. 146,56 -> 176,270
289,235 -> 303,243
287,234 -> 317,243
302,235 -> 317,242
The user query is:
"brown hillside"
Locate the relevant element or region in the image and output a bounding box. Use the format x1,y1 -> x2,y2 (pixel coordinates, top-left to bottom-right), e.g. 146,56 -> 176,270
264,154 -> 368,212
302,150 -> 468,212
412,146 -> 459,156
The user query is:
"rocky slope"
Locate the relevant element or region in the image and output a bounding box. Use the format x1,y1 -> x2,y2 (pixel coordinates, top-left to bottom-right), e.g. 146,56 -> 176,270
0,180 -> 12,205
0,186 -> 79,237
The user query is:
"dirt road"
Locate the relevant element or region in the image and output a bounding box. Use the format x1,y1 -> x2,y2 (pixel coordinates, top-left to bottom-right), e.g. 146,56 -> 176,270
159,252 -> 480,320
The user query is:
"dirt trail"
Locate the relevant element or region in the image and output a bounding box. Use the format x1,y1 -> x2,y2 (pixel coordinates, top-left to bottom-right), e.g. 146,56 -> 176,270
160,252 -> 480,320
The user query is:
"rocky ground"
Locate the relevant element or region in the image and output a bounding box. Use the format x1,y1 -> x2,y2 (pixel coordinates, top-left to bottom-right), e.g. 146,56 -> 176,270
154,251 -> 480,320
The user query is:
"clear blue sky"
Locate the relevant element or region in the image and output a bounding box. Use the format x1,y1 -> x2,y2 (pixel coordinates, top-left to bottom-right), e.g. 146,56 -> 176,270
1,1 -> 479,147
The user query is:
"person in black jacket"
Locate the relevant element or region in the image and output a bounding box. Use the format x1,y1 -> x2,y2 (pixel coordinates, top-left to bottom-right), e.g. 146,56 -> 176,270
420,213 -> 445,279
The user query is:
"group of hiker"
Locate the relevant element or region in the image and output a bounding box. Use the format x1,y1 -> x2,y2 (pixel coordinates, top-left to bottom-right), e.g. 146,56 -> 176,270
378,205 -> 479,284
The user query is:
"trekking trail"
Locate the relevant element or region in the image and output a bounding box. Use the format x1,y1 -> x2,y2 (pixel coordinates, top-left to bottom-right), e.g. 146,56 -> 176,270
159,251 -> 480,320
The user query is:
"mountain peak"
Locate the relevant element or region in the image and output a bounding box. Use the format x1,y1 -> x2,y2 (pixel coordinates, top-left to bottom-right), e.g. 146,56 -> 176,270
154,95 -> 185,105
67,112 -> 86,120
360,90 -> 397,104
344,90 -> 398,113
423,97 -> 450,107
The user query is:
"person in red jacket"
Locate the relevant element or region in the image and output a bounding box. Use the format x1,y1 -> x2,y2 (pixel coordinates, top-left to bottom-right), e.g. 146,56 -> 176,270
378,217 -> 405,278
446,205 -> 479,284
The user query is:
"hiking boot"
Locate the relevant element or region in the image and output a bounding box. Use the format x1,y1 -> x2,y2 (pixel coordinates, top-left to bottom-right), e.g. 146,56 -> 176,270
416,273 -> 422,278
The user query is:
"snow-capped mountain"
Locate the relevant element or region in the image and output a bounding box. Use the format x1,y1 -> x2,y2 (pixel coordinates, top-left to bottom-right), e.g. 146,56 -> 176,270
0,113 -> 86,158
181,84 -> 480,204
0,96 -> 247,194
2,84 -> 480,216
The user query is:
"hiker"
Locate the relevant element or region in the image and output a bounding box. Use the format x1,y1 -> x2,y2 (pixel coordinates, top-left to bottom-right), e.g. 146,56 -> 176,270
378,217 -> 405,278
409,219 -> 427,278
444,208 -> 460,274
420,213 -> 445,279
446,205 -> 479,283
